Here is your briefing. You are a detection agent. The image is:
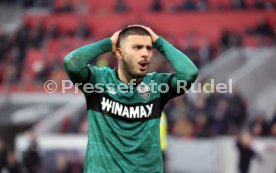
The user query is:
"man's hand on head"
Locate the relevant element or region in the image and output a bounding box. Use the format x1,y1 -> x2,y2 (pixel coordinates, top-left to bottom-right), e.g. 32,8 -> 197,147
128,24 -> 159,43
110,30 -> 121,53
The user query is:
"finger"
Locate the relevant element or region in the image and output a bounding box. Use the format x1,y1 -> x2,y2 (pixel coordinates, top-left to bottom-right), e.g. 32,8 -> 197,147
113,30 -> 121,36
128,24 -> 148,29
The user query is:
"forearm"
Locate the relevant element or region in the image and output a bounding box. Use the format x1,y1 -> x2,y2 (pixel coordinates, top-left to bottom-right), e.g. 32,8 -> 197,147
64,38 -> 112,84
154,37 -> 199,89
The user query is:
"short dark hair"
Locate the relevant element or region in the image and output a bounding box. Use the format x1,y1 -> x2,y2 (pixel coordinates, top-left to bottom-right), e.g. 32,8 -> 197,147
117,26 -> 151,47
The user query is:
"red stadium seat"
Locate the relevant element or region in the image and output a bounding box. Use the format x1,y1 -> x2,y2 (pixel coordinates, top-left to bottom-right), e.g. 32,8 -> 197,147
23,10 -> 276,84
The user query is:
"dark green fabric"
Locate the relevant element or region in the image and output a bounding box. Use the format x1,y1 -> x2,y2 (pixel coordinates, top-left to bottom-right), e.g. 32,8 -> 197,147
64,38 -> 112,85
83,67 -> 166,173
154,37 -> 199,93
64,37 -> 198,173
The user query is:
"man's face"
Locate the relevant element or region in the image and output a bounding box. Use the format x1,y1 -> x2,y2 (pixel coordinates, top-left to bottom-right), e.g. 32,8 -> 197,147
117,35 -> 153,78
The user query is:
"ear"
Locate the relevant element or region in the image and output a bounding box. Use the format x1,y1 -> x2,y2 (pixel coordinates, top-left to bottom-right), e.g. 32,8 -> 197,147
115,48 -> 123,60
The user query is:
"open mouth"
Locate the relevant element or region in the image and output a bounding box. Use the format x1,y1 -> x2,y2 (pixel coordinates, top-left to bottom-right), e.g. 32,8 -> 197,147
138,61 -> 149,71
140,62 -> 147,67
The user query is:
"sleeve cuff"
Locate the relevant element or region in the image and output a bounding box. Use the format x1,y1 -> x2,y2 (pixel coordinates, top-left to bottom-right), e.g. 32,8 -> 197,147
100,38 -> 113,52
153,37 -> 164,50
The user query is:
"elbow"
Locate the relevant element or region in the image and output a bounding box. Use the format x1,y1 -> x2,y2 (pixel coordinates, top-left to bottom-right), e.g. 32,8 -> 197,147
64,54 -> 77,72
187,67 -> 199,84
63,55 -> 69,68
63,49 -> 79,67
176,67 -> 199,85
64,54 -> 73,65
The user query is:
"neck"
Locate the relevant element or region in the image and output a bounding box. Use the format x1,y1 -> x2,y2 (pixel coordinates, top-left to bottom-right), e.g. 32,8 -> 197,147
118,67 -> 141,84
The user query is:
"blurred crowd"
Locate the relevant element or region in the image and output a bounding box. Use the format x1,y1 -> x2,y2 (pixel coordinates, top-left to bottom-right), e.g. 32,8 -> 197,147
167,91 -> 276,138
0,135 -> 41,173
1,16 -> 275,84
1,0 -> 276,84
0,1 -> 275,173
20,0 -> 276,12
0,135 -> 84,173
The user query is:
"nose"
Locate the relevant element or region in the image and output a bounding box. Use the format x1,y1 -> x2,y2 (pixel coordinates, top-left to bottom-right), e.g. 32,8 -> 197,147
141,48 -> 150,59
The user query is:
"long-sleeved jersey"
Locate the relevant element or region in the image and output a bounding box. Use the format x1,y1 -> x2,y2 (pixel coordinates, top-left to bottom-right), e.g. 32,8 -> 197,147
64,37 -> 198,173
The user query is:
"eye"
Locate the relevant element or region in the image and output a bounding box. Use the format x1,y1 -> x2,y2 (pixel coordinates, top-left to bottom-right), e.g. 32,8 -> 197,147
133,45 -> 143,49
147,46 -> 153,51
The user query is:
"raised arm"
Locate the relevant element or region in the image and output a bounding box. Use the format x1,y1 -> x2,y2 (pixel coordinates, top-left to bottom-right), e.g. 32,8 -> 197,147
154,37 -> 199,92
64,30 -> 120,84
64,39 -> 112,84
132,25 -> 199,94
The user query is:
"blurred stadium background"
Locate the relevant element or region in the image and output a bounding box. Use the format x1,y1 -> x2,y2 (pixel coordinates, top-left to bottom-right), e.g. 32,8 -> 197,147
0,0 -> 276,173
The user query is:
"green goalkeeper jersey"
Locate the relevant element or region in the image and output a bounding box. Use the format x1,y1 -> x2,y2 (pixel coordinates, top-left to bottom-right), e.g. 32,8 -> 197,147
64,37 -> 198,173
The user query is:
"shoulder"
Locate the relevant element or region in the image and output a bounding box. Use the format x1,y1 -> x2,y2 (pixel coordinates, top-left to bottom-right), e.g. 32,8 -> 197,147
145,72 -> 173,83
86,65 -> 114,84
87,65 -> 112,74
146,71 -> 157,78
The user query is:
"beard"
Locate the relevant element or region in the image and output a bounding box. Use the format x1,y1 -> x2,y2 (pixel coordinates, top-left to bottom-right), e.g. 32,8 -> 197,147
122,57 -> 147,79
